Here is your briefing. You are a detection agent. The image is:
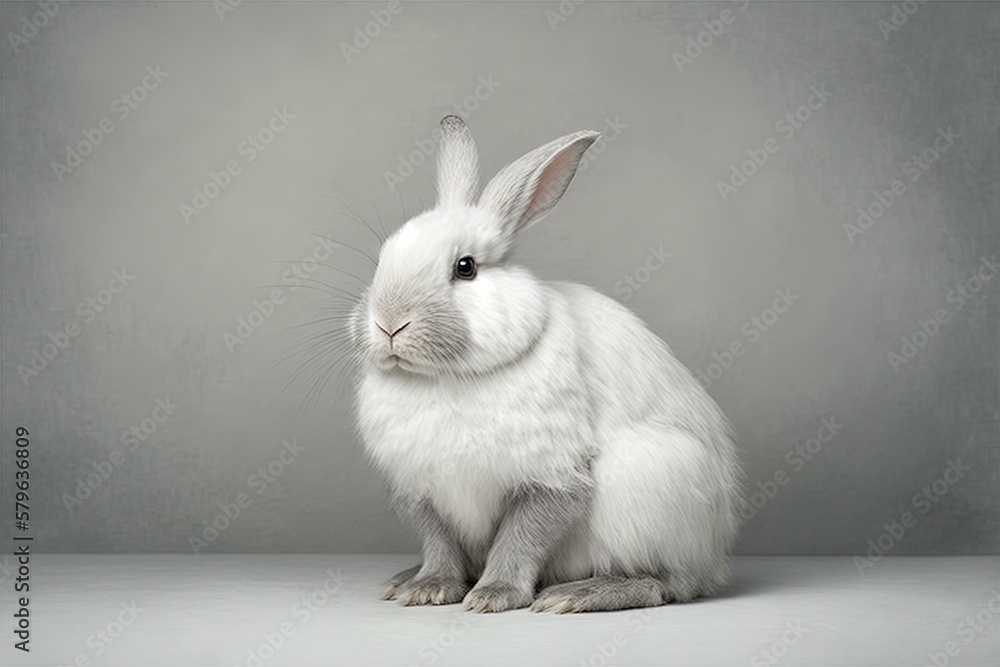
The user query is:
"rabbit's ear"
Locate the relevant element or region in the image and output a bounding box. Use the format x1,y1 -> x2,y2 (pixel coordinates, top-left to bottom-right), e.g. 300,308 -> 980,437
479,130 -> 600,234
436,115 -> 480,207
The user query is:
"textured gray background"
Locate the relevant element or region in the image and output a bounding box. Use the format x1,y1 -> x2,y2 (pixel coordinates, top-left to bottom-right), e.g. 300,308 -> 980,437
1,1 -> 997,555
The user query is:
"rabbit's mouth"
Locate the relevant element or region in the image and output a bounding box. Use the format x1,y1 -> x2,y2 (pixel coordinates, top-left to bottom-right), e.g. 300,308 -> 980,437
379,353 -> 414,372
376,352 -> 443,377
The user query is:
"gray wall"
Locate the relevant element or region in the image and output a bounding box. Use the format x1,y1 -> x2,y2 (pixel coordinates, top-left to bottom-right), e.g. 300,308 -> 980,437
1,1 -> 997,555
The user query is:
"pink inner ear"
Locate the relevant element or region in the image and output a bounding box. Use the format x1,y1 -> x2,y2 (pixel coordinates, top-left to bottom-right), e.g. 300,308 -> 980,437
522,150 -> 575,227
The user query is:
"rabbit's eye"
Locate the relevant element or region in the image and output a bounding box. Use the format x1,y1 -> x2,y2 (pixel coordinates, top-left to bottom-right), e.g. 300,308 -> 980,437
454,256 -> 477,280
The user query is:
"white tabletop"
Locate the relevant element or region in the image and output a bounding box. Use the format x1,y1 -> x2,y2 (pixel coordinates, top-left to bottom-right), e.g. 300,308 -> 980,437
1,554 -> 997,667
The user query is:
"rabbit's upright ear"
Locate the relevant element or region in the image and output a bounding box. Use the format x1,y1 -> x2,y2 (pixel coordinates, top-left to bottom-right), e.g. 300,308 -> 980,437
479,130 -> 600,234
436,115 -> 480,207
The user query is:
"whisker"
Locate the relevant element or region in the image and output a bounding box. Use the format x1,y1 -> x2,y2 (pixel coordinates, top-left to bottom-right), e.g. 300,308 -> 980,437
279,343 -> 343,395
285,315 -> 351,332
411,187 -> 427,213
394,186 -> 407,228
331,352 -> 361,402
368,201 -> 388,239
255,283 -> 357,302
255,277 -> 359,302
298,346 -> 357,414
308,231 -> 378,267
259,260 -> 369,288
320,351 -> 361,409
290,330 -> 353,355
302,360 -> 340,413
291,323 -> 352,348
270,333 -> 352,373
328,195 -> 386,245
295,277 -> 361,301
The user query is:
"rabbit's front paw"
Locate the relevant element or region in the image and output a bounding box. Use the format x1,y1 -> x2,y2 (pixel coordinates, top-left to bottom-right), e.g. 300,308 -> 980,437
380,565 -> 421,600
396,576 -> 469,606
462,582 -> 533,613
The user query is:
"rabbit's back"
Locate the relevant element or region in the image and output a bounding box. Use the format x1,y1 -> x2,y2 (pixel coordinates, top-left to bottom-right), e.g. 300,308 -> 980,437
553,281 -> 732,438
547,281 -> 742,590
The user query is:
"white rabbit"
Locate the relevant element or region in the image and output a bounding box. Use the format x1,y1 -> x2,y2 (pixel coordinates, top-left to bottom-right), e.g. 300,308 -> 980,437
351,115 -> 743,613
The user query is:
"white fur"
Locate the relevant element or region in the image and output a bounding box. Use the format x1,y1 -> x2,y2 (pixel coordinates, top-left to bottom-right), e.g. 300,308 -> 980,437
353,117 -> 743,595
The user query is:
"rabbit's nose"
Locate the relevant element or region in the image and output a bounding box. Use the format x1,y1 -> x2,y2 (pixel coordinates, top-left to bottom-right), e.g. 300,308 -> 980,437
375,320 -> 411,341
